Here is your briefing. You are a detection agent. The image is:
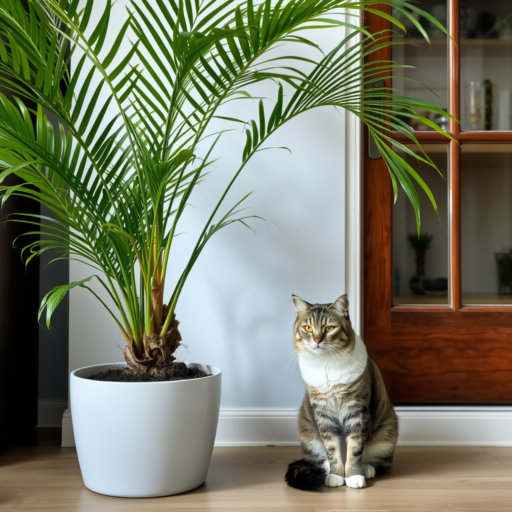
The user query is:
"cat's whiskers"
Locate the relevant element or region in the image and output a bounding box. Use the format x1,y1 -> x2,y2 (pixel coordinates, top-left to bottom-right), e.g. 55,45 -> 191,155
329,348 -> 359,371
334,345 -> 357,363
326,343 -> 357,364
283,353 -> 299,372
283,348 -> 303,373
323,345 -> 350,367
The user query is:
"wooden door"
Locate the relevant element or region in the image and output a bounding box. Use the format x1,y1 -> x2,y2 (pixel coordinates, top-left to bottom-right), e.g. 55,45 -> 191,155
364,1 -> 512,404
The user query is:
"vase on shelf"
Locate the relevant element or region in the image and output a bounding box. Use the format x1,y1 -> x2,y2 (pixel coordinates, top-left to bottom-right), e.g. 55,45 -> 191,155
460,3 -> 478,38
465,81 -> 485,131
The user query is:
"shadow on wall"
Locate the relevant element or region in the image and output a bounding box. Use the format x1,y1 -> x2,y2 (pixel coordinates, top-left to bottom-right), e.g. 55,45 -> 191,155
38,205 -> 69,403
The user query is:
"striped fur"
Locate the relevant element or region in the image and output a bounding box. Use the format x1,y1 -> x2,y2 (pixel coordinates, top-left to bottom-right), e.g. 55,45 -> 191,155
285,294 -> 398,491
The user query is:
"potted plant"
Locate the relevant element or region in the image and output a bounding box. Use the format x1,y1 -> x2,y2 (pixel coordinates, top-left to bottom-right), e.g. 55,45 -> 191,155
495,15 -> 512,40
407,232 -> 433,294
496,250 -> 512,294
0,0 -> 449,498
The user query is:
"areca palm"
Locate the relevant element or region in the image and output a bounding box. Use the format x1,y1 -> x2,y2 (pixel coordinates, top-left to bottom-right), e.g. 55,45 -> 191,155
0,0 -> 448,373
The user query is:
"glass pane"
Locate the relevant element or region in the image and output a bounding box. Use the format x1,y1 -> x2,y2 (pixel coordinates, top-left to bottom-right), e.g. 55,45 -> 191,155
393,145 -> 449,305
393,1 -> 449,131
460,1 -> 512,131
462,144 -> 512,305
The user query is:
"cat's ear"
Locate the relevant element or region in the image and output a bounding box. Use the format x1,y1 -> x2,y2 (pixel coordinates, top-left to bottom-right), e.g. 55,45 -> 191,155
329,294 -> 349,317
292,295 -> 312,316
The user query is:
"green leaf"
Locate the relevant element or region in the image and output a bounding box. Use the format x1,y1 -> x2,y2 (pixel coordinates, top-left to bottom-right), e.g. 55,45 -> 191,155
258,100 -> 265,137
242,128 -> 252,161
102,15 -> 132,69
39,276 -> 95,328
0,0 -> 453,356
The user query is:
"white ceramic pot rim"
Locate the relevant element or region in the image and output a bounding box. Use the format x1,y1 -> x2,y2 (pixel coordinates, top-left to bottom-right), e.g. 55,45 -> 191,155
71,361 -> 221,385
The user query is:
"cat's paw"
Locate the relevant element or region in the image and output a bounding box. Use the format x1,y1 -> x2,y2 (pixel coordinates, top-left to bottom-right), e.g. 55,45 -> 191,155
325,474 -> 345,487
344,475 -> 366,489
363,463 -> 376,480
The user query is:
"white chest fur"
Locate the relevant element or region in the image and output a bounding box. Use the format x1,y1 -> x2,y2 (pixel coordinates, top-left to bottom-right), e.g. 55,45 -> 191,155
298,334 -> 368,391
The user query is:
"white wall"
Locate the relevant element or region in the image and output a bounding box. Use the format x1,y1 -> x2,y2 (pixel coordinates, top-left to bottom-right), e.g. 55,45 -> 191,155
39,113 -> 69,406
68,1 -> 346,410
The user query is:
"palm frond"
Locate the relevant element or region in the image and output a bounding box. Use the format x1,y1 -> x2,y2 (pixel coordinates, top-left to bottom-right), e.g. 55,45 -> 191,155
0,0 -> 451,365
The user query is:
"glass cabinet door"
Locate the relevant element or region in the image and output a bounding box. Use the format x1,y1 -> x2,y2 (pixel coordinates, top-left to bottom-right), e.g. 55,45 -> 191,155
460,1 -> 512,131
392,1 -> 449,131
392,145 -> 449,305
363,1 -> 512,405
391,0 -> 512,310
461,144 -> 512,304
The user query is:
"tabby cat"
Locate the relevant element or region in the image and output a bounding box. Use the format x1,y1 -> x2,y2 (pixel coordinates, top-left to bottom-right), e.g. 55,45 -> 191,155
285,294 -> 398,491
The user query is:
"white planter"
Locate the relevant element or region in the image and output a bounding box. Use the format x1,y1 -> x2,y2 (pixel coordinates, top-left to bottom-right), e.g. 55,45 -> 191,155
70,362 -> 221,498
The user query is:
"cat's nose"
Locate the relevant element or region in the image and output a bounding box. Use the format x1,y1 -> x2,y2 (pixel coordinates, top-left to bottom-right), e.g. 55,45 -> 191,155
314,338 -> 322,345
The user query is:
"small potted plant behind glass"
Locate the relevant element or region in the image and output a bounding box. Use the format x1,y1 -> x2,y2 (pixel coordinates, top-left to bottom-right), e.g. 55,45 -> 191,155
496,249 -> 512,294
495,15 -> 512,40
0,0 -> 451,498
407,233 -> 433,294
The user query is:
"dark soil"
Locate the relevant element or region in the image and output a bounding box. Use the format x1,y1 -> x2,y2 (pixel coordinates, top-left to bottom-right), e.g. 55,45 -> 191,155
88,362 -> 210,382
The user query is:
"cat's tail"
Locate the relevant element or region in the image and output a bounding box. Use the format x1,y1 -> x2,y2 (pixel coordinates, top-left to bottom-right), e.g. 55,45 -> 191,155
285,459 -> 326,491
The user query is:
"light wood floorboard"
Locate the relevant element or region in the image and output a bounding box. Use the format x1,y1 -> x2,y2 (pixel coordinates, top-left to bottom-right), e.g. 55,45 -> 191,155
1,429 -> 512,511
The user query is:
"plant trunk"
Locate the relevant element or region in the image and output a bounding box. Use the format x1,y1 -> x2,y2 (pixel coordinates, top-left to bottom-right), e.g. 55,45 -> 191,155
415,250 -> 426,276
124,311 -> 182,375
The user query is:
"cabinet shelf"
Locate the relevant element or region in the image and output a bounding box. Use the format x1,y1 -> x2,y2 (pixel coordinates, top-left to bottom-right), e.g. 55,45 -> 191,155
396,37 -> 512,57
396,144 -> 512,153
396,143 -> 512,167
394,293 -> 512,306
405,37 -> 512,46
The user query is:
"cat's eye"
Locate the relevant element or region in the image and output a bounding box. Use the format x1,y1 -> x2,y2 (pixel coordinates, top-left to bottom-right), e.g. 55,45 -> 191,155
303,325 -> 313,333
325,326 -> 335,333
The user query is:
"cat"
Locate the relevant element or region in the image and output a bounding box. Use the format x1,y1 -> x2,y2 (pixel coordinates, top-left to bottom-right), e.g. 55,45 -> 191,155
285,294 -> 398,491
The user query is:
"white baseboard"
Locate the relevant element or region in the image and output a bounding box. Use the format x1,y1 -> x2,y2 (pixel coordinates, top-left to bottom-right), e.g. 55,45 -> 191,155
62,406 -> 512,447
215,410 -> 300,446
395,407 -> 512,446
61,407 -> 512,448
216,408 -> 512,447
37,400 -> 68,428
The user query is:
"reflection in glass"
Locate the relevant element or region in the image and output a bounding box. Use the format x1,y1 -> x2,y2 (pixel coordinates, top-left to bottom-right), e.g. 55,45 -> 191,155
461,1 -> 512,131
393,146 -> 449,305
392,1 -> 448,131
462,145 -> 512,305
465,81 -> 485,130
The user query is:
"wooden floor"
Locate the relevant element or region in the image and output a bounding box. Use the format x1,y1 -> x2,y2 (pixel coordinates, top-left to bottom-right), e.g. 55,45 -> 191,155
1,429 -> 512,511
